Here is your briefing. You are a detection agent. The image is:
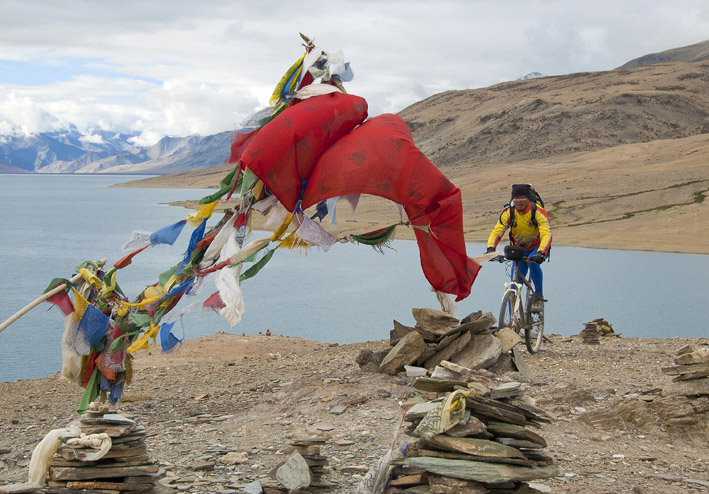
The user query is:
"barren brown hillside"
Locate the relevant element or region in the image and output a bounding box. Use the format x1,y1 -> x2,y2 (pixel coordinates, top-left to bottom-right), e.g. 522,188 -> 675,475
399,61 -> 709,166
118,61 -> 709,254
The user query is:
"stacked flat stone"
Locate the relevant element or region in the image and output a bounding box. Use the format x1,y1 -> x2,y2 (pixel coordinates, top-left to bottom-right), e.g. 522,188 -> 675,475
386,383 -> 557,493
263,437 -> 334,493
45,407 -> 162,493
361,308 -> 523,376
661,344 -> 709,397
580,318 -> 619,343
580,323 -> 601,344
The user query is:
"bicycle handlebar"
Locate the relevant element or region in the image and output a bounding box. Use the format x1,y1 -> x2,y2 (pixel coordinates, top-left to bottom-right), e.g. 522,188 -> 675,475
491,255 -> 540,264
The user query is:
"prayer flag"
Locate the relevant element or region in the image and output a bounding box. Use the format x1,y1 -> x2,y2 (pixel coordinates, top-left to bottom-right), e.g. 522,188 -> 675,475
150,220 -> 187,246
78,304 -> 110,349
160,321 -> 181,353
202,291 -> 225,313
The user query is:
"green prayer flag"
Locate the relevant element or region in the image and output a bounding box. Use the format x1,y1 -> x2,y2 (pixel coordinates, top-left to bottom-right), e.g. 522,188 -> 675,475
240,248 -> 276,283
77,367 -> 101,415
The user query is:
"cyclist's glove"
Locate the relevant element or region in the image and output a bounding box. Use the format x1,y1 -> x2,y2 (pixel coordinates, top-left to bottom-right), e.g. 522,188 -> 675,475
486,247 -> 495,254
529,253 -> 545,264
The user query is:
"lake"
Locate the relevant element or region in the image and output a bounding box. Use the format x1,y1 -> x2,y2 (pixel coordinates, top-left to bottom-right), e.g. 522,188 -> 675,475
0,174 -> 707,382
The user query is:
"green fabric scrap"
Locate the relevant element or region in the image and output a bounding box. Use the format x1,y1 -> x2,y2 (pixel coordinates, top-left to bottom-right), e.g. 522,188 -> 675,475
159,265 -> 178,287
198,163 -> 243,204
350,225 -> 397,253
43,277 -> 69,294
129,312 -> 152,328
239,167 -> 259,199
77,367 -> 101,415
109,331 -> 140,352
240,248 -> 276,283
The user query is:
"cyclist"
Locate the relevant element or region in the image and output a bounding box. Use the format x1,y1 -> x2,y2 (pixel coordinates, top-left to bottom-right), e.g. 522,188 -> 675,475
486,184 -> 552,312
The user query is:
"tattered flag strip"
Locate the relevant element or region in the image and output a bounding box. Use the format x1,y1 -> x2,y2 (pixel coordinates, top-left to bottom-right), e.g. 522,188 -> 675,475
350,225 -> 397,253
114,244 -> 150,269
122,230 -> 151,252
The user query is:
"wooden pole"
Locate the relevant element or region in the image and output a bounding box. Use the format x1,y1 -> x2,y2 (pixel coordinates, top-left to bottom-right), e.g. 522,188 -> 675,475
0,259 -> 107,334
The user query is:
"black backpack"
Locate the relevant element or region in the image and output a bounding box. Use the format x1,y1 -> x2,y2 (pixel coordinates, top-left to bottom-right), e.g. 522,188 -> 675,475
500,185 -> 551,258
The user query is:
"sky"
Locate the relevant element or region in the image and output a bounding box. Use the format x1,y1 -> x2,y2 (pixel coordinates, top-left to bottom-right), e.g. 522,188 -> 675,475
0,1 -> 707,146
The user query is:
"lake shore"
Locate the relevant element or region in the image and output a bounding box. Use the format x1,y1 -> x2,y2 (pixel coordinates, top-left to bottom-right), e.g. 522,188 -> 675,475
1,332 -> 707,493
112,157 -> 709,256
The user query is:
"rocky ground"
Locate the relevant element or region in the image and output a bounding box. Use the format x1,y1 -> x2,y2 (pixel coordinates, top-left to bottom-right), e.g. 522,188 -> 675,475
0,332 -> 707,494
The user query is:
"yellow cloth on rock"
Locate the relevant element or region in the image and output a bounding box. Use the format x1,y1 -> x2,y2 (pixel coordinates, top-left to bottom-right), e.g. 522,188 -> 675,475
412,390 -> 472,439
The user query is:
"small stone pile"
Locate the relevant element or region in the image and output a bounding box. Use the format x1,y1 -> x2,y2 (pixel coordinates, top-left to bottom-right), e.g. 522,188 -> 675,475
46,405 -> 162,493
579,318 -> 619,344
384,374 -> 557,493
357,308 -> 522,376
261,437 -> 334,493
661,344 -> 709,396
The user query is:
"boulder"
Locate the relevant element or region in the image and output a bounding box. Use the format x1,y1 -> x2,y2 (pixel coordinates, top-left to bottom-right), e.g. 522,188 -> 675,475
675,347 -> 709,365
451,334 -> 502,370
412,308 -> 460,335
379,331 -> 427,375
276,450 -> 312,491
424,331 -> 472,370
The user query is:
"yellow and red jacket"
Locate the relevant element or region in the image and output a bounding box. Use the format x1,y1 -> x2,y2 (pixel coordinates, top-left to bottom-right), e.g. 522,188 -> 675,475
487,203 -> 552,254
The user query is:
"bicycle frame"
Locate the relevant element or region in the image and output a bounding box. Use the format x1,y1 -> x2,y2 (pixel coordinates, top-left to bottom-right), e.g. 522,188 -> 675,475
501,262 -> 534,330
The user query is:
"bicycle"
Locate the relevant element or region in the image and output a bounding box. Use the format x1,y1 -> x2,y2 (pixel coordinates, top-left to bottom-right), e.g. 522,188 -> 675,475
492,245 -> 545,353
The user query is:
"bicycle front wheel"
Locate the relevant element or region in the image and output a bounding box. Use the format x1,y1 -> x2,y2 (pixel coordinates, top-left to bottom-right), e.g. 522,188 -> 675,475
524,298 -> 544,353
499,291 -> 520,335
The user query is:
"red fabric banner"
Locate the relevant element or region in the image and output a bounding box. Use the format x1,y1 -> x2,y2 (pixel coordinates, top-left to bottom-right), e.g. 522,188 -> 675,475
301,114 -> 480,300
240,92 -> 368,211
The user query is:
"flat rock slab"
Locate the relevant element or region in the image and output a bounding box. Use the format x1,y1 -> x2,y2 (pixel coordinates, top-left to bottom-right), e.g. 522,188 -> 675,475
663,378 -> 709,397
452,334 -> 502,370
425,331 -> 472,370
457,312 -> 496,334
379,331 -> 426,375
412,308 -> 460,334
79,413 -> 135,426
404,456 -> 558,484
424,435 -> 526,459
244,480 -> 263,494
496,327 -> 522,353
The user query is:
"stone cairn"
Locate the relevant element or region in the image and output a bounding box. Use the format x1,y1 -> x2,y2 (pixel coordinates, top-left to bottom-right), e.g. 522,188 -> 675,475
45,404 -> 162,493
579,318 -> 619,344
357,308 -> 527,378
387,386 -> 558,493
354,308 -> 557,492
257,437 -> 333,493
661,344 -> 709,396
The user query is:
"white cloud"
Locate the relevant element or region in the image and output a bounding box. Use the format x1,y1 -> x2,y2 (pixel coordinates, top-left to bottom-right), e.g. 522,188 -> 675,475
0,0 -> 707,143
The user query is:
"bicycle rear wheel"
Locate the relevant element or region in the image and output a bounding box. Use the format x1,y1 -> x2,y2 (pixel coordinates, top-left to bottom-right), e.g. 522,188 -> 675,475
524,294 -> 544,353
498,291 -> 521,335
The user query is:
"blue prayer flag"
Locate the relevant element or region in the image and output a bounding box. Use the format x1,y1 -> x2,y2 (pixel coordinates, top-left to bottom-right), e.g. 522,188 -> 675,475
78,304 -> 110,349
160,321 -> 181,353
150,220 -> 187,246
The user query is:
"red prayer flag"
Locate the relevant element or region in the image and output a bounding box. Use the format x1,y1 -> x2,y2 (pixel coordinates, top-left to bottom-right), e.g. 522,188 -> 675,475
47,289 -> 75,316
301,113 -> 480,301
202,291 -> 226,313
